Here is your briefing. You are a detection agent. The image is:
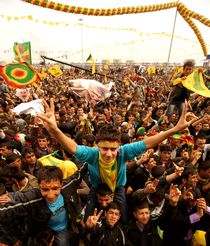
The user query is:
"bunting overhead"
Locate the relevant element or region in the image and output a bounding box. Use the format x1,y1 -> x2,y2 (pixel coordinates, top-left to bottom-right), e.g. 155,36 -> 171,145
21,0 -> 210,56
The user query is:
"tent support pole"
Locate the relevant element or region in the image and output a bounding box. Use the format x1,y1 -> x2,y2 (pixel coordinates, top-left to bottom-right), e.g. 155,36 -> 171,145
167,0 -> 179,64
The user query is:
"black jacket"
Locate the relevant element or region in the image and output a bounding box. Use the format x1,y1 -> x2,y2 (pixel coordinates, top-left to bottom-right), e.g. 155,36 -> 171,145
126,220 -> 162,246
0,163 -> 88,245
89,219 -> 126,246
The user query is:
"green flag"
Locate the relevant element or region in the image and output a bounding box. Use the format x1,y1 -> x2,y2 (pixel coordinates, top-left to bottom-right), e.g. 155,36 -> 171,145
86,54 -> 93,62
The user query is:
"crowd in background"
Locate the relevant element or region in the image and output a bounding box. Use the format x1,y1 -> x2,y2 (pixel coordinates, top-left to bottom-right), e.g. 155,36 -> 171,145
0,61 -> 210,246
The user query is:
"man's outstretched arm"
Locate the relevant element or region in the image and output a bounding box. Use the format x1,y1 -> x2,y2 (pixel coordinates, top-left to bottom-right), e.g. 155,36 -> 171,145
37,99 -> 78,154
144,101 -> 197,149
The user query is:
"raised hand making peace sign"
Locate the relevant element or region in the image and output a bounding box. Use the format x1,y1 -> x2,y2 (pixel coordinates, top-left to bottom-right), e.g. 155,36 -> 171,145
86,208 -> 103,230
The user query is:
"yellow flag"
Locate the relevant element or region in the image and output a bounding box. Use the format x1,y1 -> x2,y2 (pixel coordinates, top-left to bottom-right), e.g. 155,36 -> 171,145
86,54 -> 95,74
147,65 -> 156,75
38,154 -> 78,179
171,67 -> 183,84
38,67 -> 47,80
181,69 -> 210,97
192,230 -> 206,246
104,75 -> 108,84
92,59 -> 96,74
48,65 -> 63,77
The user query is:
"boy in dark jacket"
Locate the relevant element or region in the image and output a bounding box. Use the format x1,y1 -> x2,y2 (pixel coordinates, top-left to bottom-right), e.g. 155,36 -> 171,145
0,163 -> 87,246
126,199 -> 162,246
86,201 -> 126,246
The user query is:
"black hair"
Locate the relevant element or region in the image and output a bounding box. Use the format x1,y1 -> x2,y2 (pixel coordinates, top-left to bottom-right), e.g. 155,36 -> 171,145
84,134 -> 95,145
0,183 -> 6,195
0,165 -> 25,181
37,166 -> 63,184
149,187 -> 166,201
120,133 -> 130,145
96,183 -> 113,196
0,141 -> 15,150
159,144 -> 172,152
181,167 -> 197,180
21,147 -> 35,157
198,160 -> 210,172
151,165 -> 165,178
37,134 -> 49,140
194,132 -> 207,141
5,153 -> 21,165
59,110 -> 66,117
132,198 -> 149,212
96,125 -> 121,143
105,201 -> 121,214
183,60 -> 195,68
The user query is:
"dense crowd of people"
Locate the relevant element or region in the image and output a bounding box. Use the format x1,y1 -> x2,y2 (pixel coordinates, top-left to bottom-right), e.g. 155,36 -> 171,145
0,60 -> 210,246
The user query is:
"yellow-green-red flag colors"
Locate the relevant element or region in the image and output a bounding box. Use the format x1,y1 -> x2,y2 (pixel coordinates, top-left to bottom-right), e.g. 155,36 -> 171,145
181,70 -> 210,97
13,42 -> 32,64
171,133 -> 194,151
0,62 -> 41,88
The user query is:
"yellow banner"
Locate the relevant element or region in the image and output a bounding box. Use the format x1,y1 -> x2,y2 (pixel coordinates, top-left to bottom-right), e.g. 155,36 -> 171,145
38,154 -> 78,179
181,70 -> 210,97
48,65 -> 63,77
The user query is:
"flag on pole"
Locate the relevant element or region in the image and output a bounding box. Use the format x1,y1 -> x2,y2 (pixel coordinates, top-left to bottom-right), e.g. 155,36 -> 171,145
86,54 -> 93,62
176,69 -> 210,97
0,62 -> 40,88
13,42 -> 32,64
86,54 -> 95,74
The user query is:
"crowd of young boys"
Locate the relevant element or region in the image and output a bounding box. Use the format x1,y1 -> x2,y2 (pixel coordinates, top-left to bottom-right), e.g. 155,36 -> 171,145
0,60 -> 209,245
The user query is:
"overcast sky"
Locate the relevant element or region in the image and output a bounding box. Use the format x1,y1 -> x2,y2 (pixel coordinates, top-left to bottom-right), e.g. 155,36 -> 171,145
0,0 -> 210,64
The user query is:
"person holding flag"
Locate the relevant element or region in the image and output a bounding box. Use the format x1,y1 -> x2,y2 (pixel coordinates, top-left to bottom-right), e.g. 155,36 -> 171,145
166,60 -> 194,117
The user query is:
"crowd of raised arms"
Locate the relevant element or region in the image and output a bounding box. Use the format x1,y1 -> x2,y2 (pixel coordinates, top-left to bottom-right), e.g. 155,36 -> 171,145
0,60 -> 210,246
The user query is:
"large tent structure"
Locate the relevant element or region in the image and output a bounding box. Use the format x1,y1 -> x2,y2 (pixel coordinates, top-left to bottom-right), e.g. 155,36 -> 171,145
0,0 -> 210,65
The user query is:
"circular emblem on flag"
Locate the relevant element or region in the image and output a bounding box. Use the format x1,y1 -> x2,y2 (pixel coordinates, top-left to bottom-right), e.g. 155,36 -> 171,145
0,63 -> 40,88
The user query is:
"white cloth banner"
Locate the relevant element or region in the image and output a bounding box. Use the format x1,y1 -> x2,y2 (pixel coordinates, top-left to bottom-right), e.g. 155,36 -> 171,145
68,79 -> 114,102
12,99 -> 44,115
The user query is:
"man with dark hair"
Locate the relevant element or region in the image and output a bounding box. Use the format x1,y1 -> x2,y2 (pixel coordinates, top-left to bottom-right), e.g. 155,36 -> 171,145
166,60 -> 194,117
126,199 -> 163,246
86,201 -> 126,246
0,164 -> 39,192
0,141 -> 20,168
194,132 -> 210,162
156,144 -> 174,170
21,147 -> 42,177
197,160 -> 210,204
33,134 -> 51,158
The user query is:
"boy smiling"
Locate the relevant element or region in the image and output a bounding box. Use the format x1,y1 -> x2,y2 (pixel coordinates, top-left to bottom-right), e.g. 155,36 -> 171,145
37,99 -> 197,223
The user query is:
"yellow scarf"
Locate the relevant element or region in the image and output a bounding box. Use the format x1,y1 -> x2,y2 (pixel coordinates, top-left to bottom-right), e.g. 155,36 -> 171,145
99,154 -> 117,192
